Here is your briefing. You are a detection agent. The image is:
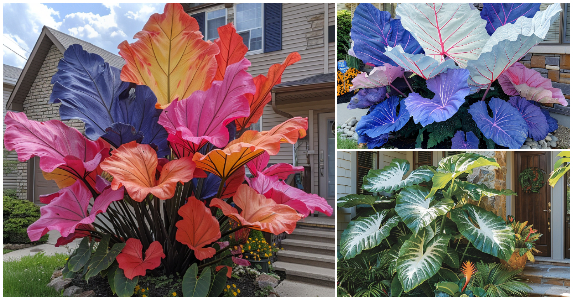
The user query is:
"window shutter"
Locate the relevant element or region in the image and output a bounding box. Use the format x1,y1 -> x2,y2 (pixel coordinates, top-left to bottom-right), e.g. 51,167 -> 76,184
357,152 -> 375,195
541,3 -> 560,43
191,12 -> 206,38
264,3 -> 282,53
414,151 -> 433,169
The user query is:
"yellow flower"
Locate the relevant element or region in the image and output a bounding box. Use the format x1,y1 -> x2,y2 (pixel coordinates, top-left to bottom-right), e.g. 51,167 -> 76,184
227,285 -> 231,289
238,289 -> 241,293
233,292 -> 237,296
172,292 -> 176,296
232,284 -> 236,288
65,258 -> 69,261
224,289 -> 228,292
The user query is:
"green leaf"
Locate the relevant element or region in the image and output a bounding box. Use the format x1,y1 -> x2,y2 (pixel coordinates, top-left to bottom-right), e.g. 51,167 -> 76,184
114,268 -> 138,297
451,205 -> 515,260
208,268 -> 228,297
340,210 -> 400,259
107,263 -> 119,295
61,257 -> 75,279
437,268 -> 460,283
435,282 -> 459,297
384,243 -> 401,276
182,264 -> 211,297
549,165 -> 570,187
68,237 -> 92,272
396,231 -> 449,292
396,186 -> 454,234
443,247 -> 460,269
455,180 -> 516,201
415,128 -> 425,148
469,286 -> 487,297
337,194 -> 378,208
84,235 -> 125,281
391,275 -> 403,297
363,159 -> 434,193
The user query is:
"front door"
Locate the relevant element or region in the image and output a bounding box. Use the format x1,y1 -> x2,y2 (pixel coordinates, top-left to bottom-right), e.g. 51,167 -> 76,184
318,113 -> 335,214
514,152 -> 551,257
29,157 -> 60,205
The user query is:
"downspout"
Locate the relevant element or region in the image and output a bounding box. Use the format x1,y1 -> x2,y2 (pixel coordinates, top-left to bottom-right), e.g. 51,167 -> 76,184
271,91 -> 293,119
324,3 -> 329,74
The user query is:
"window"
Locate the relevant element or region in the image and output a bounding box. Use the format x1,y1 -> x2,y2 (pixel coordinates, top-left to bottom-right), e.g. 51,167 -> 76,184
538,3 -> 569,44
357,152 -> 376,195
414,151 -> 433,169
235,3 -> 263,52
206,8 -> 226,41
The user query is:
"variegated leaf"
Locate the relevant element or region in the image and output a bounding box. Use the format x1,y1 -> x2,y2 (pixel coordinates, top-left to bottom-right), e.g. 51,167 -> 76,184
337,194 -> 378,208
396,186 -> 454,234
340,210 -> 400,259
363,159 -> 434,193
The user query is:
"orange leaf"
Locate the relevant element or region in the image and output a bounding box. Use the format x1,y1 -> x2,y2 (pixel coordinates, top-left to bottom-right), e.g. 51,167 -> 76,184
193,146 -> 264,181
210,184 -> 301,235
213,23 -> 248,81
175,197 -> 221,260
227,117 -> 308,155
118,3 -> 219,108
235,52 -> 301,130
116,238 -> 165,280
100,141 -> 195,201
215,265 -> 232,278
42,165 -> 101,190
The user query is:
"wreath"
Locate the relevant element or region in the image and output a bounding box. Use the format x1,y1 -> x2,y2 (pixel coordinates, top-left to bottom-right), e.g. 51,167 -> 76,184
519,167 -> 546,193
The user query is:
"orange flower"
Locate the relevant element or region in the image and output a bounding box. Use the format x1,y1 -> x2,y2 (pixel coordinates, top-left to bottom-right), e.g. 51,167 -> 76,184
460,261 -> 476,292
524,227 -> 537,242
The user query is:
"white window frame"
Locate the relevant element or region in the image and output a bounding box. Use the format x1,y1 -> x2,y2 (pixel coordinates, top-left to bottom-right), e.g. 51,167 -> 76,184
234,3 -> 265,55
204,7 -> 227,42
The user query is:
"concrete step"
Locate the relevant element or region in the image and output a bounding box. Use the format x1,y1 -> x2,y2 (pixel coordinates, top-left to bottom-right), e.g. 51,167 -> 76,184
277,249 -> 335,269
527,283 -> 570,297
281,238 -> 335,256
519,263 -> 570,287
274,279 -> 335,297
273,261 -> 335,288
288,228 -> 335,244
532,258 -> 570,267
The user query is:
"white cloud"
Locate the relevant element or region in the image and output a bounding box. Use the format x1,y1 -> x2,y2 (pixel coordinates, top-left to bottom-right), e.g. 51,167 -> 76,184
125,5 -> 157,21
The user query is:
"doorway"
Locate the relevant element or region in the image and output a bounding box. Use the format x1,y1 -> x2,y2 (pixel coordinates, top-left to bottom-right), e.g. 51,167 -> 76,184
318,112 -> 335,214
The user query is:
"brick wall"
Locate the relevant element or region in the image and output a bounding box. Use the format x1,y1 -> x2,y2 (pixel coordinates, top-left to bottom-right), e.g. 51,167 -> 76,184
519,53 -> 570,105
16,44 -> 85,199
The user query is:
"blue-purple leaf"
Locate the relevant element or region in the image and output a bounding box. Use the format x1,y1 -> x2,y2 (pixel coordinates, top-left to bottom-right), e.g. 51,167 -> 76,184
347,87 -> 386,110
508,96 -> 549,141
531,102 -> 559,132
469,98 -> 527,149
358,133 -> 389,149
480,4 -> 541,35
384,46 -> 457,80
404,69 -> 470,126
102,123 -> 143,148
451,131 -> 479,149
191,173 -> 220,200
350,3 -> 423,67
356,96 -> 410,138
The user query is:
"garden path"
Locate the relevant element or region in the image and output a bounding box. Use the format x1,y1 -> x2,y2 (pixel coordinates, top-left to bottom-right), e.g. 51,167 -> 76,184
3,231 -> 78,262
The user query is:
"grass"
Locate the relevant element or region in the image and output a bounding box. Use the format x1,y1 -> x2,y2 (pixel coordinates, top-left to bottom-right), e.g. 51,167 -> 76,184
337,132 -> 361,149
3,249 -> 14,254
4,253 -> 68,297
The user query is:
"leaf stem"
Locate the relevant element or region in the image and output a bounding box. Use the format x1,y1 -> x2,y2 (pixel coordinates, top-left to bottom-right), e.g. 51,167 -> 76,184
403,75 -> 414,93
388,83 -> 407,97
460,241 -> 471,263
481,83 -> 492,101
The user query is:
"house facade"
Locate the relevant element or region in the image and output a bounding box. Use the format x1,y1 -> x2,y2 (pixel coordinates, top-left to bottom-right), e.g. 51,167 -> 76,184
337,151 -> 570,262
3,64 -> 22,192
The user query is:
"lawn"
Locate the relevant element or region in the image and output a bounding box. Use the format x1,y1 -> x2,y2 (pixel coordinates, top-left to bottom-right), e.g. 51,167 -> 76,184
3,249 -> 14,254
337,132 -> 360,149
3,253 -> 68,297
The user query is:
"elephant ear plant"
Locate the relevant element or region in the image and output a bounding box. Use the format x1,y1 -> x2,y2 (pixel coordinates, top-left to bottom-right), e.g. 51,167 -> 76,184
337,153 -> 519,296
4,3 -> 332,297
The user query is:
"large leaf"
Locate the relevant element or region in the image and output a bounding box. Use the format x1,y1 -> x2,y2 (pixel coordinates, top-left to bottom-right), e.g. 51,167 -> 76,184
467,4 -> 562,85
210,184 -> 301,235
193,146 -> 263,181
350,64 -> 404,90
531,102 -> 559,132
158,58 -> 254,148
480,4 -> 541,35
404,69 -> 470,126
246,151 -> 303,181
396,186 -> 454,234
228,117 -> 308,156
114,268 -> 139,297
27,180 -> 124,242
384,46 -> 457,80
213,23 -> 248,81
396,3 -> 490,68
182,264 -> 211,297
118,3 -> 219,108
499,62 -> 567,106
265,179 -> 333,217
358,132 -> 389,149
350,3 -> 423,67
347,87 -> 386,110
469,98 -> 527,149
508,96 -> 549,141
363,159 -> 434,193
396,231 -> 449,292
455,180 -> 516,201
116,238 -> 165,280
176,197 -> 221,260
443,247 -> 460,269
451,131 -> 479,149
68,237 -> 92,272
208,268 -> 229,297
451,205 -> 515,260
49,44 -> 130,140
235,52 -> 301,130
339,210 -> 400,259
100,141 -> 195,202
337,194 -> 378,208
355,96 -> 410,138
84,234 -> 126,281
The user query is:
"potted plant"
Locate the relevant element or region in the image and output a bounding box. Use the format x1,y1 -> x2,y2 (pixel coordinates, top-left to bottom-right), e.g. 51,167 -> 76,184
502,216 -> 542,270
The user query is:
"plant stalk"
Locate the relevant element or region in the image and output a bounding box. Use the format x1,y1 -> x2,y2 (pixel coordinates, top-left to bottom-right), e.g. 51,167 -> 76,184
403,75 -> 414,93
481,83 -> 492,101
388,83 -> 407,97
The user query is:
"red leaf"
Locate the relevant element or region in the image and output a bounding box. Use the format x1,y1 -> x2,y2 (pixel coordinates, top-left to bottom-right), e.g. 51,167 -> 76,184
220,166 -> 245,199
213,23 -> 248,81
116,239 -> 166,280
175,197 -> 221,260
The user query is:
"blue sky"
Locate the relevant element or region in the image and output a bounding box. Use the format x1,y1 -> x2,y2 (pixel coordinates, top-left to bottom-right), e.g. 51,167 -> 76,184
3,3 -> 165,68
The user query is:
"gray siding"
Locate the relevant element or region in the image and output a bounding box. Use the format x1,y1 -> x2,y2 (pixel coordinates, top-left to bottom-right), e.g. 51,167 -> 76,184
4,84 -> 18,192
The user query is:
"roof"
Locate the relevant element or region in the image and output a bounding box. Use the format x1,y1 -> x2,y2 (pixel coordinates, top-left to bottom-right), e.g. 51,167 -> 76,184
7,26 -> 125,111
275,73 -> 335,88
3,64 -> 22,85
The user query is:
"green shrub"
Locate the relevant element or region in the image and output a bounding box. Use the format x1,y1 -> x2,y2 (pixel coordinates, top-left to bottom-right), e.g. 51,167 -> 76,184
337,10 -> 352,60
3,189 -> 18,198
3,196 -> 48,244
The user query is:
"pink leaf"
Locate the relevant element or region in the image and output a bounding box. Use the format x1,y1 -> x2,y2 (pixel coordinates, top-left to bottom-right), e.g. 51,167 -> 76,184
246,151 -> 271,175
27,180 -> 125,241
247,152 -> 303,180
158,58 -> 255,148
232,255 -> 251,266
498,62 -> 567,106
350,64 -> 404,91
55,224 -> 98,247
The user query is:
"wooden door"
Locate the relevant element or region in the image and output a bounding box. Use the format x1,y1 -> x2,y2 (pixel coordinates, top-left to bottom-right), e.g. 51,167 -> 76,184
29,157 -> 60,204
514,152 -> 551,257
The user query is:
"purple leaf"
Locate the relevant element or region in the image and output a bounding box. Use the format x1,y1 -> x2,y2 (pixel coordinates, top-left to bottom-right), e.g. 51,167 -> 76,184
469,98 -> 527,149
350,64 -> 404,90
481,4 -> 541,35
350,3 -> 423,67
531,102 -> 559,132
356,96 -> 410,138
508,96 -> 549,141
404,69 -> 470,126
451,131 -> 479,149
347,87 -> 386,110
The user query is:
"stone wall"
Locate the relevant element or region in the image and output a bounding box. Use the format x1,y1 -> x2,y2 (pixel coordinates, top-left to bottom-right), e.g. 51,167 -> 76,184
466,151 -> 507,218
16,44 -> 85,199
519,53 -> 570,105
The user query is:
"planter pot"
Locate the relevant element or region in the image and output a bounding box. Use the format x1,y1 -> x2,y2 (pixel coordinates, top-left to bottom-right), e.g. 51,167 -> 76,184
501,250 -> 528,270
245,257 -> 271,273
